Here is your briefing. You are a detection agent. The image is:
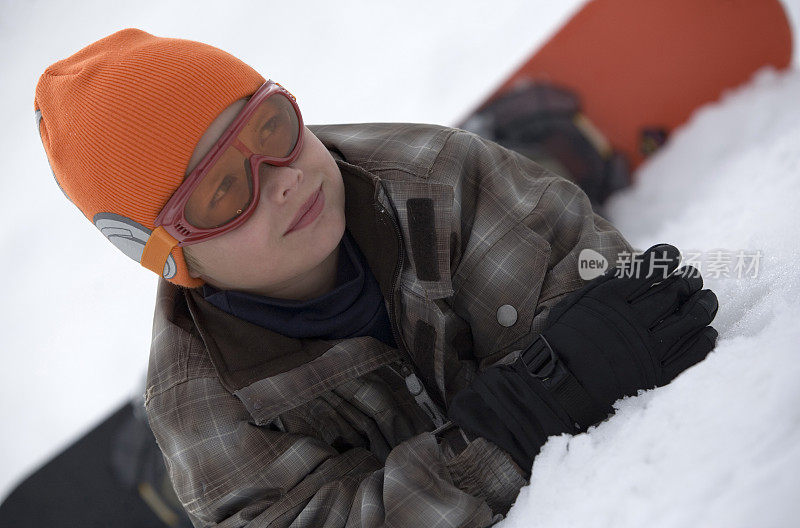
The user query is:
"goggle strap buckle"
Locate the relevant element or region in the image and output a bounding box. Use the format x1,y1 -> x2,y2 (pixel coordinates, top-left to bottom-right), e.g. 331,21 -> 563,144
141,226 -> 179,277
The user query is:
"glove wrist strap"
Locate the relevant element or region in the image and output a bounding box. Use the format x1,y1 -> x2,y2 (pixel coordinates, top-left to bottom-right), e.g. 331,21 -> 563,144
519,335 -> 610,430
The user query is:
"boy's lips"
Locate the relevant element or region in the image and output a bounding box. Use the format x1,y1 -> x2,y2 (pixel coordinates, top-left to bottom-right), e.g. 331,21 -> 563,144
285,184 -> 323,235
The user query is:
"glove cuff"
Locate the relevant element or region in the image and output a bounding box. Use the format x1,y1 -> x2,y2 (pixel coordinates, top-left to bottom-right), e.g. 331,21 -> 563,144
517,334 -> 611,430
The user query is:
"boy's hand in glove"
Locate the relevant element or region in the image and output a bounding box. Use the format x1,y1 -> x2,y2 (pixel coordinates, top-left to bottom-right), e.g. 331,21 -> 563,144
447,244 -> 719,473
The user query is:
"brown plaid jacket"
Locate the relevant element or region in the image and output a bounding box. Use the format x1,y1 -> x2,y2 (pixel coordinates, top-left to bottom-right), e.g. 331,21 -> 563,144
145,123 -> 632,527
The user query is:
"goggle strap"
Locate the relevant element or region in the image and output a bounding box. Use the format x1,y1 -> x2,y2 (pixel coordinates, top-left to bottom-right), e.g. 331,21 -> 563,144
141,226 -> 179,277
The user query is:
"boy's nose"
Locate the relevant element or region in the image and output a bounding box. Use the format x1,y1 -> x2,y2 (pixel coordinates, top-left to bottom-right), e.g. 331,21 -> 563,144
257,161 -> 303,202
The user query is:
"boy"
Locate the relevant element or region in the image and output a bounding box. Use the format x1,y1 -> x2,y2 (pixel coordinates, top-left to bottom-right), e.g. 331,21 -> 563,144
35,29 -> 718,527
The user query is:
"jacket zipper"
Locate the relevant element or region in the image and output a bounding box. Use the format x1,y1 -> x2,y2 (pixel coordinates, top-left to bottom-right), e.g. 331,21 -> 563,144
378,201 -> 447,428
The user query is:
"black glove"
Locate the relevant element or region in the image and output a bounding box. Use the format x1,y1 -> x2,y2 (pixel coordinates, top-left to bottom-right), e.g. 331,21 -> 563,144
448,244 -> 719,473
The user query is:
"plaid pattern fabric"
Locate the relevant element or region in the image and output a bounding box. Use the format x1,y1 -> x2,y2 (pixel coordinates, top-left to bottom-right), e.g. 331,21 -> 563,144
145,123 -> 633,527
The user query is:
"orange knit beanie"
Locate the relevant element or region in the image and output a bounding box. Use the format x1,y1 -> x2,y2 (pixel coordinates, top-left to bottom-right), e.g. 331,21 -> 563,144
34,28 -> 265,288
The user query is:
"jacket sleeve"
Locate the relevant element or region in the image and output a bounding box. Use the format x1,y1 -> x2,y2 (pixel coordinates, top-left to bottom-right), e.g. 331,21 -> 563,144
145,375 -> 526,528
433,128 -> 634,367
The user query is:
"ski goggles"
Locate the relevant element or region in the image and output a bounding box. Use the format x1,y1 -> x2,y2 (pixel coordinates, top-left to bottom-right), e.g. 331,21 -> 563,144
141,80 -> 304,275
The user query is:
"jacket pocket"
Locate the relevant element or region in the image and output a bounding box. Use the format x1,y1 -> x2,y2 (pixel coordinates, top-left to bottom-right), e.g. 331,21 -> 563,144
451,222 -> 551,364
234,339 -> 403,426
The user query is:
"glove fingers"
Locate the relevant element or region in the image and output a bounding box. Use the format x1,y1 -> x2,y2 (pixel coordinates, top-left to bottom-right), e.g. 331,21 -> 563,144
651,288 -> 719,344
673,266 -> 705,300
548,245 -> 682,326
630,266 -> 704,325
661,326 -> 718,384
617,244 -> 682,300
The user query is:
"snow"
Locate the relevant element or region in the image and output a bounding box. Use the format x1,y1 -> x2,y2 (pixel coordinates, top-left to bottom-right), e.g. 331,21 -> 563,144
2,0 -> 799,525
500,67 -> 800,528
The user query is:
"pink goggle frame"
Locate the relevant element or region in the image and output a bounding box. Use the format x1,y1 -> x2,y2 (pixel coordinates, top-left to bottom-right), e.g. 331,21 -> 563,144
154,80 -> 304,246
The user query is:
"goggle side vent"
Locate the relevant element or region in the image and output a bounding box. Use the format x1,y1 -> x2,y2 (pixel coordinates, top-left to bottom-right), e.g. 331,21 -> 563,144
174,223 -> 192,237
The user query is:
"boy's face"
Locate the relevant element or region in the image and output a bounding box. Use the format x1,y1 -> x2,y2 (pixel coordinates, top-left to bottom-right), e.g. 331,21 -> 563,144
182,97 -> 346,300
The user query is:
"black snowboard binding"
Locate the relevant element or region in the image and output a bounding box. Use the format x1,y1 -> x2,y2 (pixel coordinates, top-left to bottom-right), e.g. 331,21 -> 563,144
0,395 -> 192,527
459,81 -> 631,217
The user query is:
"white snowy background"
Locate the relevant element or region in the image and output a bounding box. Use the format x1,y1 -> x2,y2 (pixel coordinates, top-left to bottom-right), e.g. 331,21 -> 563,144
1,1 -> 798,526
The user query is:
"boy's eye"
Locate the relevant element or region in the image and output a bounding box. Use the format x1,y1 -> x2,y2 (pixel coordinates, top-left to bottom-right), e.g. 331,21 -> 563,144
258,108 -> 293,151
259,116 -> 279,141
209,174 -> 235,208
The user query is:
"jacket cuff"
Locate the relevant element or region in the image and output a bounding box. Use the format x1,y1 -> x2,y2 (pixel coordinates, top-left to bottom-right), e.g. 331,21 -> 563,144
444,434 -> 528,515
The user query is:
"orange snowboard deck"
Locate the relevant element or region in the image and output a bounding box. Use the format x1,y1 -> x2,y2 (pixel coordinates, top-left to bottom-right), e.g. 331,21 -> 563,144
467,0 -> 793,171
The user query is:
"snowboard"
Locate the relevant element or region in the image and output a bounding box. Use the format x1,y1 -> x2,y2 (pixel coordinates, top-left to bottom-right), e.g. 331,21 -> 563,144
455,0 -> 793,210
0,399 -> 192,527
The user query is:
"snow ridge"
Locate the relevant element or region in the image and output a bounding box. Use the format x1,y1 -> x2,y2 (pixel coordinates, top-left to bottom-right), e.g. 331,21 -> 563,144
501,68 -> 800,528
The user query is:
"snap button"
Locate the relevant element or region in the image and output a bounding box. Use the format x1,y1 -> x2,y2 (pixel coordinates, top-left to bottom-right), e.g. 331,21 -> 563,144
405,373 -> 423,396
497,304 -> 517,327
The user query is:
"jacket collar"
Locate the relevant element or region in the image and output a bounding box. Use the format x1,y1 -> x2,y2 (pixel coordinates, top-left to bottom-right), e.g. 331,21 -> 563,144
185,156 -> 401,394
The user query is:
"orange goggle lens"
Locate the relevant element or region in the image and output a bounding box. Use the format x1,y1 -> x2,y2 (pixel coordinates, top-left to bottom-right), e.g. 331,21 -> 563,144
184,93 -> 300,229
